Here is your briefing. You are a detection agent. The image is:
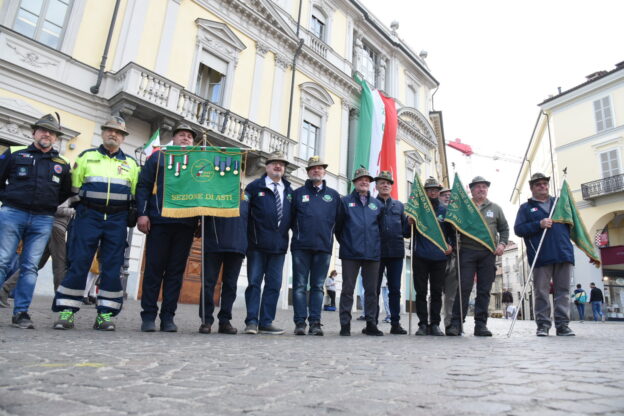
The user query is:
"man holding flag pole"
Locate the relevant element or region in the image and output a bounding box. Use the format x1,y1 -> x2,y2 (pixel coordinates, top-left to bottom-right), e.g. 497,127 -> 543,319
513,172 -> 600,337
445,175 -> 509,336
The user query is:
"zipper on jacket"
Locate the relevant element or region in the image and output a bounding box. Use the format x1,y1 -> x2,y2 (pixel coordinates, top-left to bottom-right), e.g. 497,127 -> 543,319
297,218 -> 300,241
253,222 -> 258,244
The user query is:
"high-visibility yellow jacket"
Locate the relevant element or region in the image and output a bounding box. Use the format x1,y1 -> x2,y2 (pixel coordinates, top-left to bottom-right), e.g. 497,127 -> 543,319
72,145 -> 139,207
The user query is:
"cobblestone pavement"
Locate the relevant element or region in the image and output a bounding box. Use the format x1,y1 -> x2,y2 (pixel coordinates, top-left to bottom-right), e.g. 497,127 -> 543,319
1,296 -> 623,416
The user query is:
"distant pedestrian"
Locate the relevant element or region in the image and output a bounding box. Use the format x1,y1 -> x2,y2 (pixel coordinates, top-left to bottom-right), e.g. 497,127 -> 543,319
589,282 -> 604,322
572,283 -> 587,322
324,270 -> 337,310
502,288 -> 514,319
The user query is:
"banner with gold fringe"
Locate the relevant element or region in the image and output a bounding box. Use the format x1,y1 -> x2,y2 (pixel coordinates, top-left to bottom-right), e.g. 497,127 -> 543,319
161,146 -> 243,218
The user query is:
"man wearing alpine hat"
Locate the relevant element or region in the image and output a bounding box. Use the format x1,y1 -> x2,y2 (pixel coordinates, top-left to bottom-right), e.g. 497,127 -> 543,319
447,176 -> 509,336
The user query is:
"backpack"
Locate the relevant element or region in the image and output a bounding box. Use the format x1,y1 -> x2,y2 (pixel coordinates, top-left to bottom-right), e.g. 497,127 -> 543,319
574,290 -> 587,304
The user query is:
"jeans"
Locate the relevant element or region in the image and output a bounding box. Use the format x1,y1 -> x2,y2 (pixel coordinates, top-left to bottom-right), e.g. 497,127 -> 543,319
591,301 -> 603,321
0,206 -> 54,314
576,303 -> 585,320
140,223 -> 195,322
339,259 -> 379,325
245,250 -> 286,327
533,263 -> 572,328
452,248 -> 496,327
413,256 -> 446,326
375,257 -> 403,324
200,251 -> 244,325
292,250 -> 331,324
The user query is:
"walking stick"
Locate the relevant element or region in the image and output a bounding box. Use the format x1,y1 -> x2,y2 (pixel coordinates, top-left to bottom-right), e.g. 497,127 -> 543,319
507,180 -> 563,338
455,230 -> 464,334
408,225 -> 414,334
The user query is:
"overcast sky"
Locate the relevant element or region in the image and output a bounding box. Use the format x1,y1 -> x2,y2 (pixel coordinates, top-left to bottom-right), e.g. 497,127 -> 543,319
364,0 -> 623,229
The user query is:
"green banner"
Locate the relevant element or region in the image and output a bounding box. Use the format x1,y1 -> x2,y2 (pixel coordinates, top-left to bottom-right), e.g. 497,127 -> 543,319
444,173 -> 496,253
405,173 -> 449,253
552,180 -> 600,267
161,146 -> 243,218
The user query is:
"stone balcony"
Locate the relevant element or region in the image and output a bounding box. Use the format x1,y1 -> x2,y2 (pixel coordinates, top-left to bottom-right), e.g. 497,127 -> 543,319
105,62 -> 297,169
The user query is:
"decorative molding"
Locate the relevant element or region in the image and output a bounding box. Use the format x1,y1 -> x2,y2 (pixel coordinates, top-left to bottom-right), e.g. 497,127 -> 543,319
6,40 -> 59,69
196,18 -> 247,64
274,53 -> 290,70
397,107 -> 437,150
255,41 -> 271,57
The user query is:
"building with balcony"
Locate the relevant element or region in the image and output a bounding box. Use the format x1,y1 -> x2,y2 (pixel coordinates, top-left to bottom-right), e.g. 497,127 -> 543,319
512,61 -> 624,321
0,0 -> 448,308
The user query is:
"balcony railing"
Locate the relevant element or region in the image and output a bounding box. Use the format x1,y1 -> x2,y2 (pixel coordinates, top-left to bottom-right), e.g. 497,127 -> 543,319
581,173 -> 624,200
108,63 -> 296,158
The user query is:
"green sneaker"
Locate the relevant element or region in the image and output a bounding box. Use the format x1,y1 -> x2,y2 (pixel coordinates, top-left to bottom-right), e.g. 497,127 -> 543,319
53,309 -> 75,330
93,312 -> 115,331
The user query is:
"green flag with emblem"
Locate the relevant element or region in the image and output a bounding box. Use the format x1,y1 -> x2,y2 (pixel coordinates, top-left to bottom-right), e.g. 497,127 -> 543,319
161,146 -> 243,218
405,173 -> 449,253
551,180 -> 600,267
444,173 -> 496,253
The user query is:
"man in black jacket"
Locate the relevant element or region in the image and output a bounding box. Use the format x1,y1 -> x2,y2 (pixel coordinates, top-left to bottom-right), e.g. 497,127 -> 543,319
136,123 -> 198,333
290,156 -> 340,336
374,171 -> 409,335
589,282 -> 604,322
0,114 -> 72,329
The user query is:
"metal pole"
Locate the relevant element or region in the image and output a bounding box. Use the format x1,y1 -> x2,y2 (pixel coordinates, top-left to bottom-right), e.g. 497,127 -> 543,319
200,132 -> 207,326
408,225 -> 414,334
507,188 -> 562,338
455,230 -> 464,334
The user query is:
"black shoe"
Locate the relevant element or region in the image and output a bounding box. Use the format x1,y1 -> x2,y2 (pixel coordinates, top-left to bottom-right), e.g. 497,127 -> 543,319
429,325 -> 445,336
218,322 -> 237,334
258,324 -> 285,335
160,320 -> 178,332
415,324 -> 428,336
12,312 -> 34,329
199,323 -> 212,334
141,320 -> 156,332
390,324 -> 407,335
446,325 -> 461,336
82,297 -> 92,305
474,325 -> 493,337
536,325 -> 549,337
556,325 -> 575,336
363,322 -> 383,336
308,322 -> 324,336
339,323 -> 351,336
294,322 -> 307,335
356,315 -> 366,321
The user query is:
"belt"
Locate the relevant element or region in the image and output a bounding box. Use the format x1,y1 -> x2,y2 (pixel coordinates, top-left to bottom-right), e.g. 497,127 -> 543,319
82,200 -> 128,214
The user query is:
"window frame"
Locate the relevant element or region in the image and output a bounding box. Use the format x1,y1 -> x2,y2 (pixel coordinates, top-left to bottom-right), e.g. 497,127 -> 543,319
300,117 -> 321,160
12,0 -> 73,50
594,95 -> 614,133
599,148 -> 621,178
311,13 -> 326,41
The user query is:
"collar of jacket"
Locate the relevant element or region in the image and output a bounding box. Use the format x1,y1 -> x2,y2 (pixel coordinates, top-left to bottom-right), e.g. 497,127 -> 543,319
350,189 -> 370,205
260,173 -> 291,190
26,143 -> 58,157
97,144 -> 126,160
305,179 -> 326,192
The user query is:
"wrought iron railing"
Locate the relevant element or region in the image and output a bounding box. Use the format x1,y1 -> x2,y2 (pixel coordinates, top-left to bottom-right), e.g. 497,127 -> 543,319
581,173 -> 624,200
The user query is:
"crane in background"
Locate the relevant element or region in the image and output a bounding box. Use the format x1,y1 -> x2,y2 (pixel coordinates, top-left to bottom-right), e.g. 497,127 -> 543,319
447,138 -> 523,164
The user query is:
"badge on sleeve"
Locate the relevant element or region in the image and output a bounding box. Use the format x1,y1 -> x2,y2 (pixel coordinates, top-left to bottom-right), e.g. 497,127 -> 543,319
52,175 -> 60,183
368,203 -> 378,210
258,192 -> 265,197
323,194 -> 333,202
302,195 -> 310,203
53,164 -> 62,174
486,210 -> 494,218
348,202 -> 356,207
530,207 -> 538,212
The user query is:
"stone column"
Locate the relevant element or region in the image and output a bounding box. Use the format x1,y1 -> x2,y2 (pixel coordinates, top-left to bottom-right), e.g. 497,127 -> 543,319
248,42 -> 270,123
269,54 -> 290,132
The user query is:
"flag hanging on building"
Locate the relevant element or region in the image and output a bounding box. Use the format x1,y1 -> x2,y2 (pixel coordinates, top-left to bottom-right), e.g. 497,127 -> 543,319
551,180 -> 601,267
405,173 -> 449,252
143,129 -> 161,158
161,146 -> 243,218
353,74 -> 398,196
444,173 -> 496,253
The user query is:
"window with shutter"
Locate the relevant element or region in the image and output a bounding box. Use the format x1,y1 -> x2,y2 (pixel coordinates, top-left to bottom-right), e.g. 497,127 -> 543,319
594,96 -> 614,132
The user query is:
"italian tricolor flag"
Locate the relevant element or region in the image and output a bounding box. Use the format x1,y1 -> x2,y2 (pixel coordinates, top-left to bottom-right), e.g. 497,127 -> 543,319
143,129 -> 161,158
353,74 -> 398,198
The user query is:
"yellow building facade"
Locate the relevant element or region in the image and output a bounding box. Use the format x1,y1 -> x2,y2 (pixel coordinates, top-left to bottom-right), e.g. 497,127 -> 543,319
512,62 -> 624,320
0,0 -> 447,307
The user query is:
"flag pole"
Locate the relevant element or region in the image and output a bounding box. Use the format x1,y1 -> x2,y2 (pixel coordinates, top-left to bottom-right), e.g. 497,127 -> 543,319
455,230 -> 464,334
507,170 -> 566,337
409,224 -> 414,334
200,130 -> 208,327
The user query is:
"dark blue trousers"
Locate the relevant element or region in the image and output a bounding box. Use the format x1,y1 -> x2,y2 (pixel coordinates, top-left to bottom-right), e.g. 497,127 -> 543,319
200,251 -> 244,325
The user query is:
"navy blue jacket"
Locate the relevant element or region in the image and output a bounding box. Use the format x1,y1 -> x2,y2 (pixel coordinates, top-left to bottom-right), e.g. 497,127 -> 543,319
246,174 -> 293,254
135,150 -> 197,227
291,180 -> 340,253
203,198 -> 249,255
514,197 -> 574,267
336,190 -> 383,261
0,144 -> 72,215
377,196 -> 410,258
413,199 -> 454,262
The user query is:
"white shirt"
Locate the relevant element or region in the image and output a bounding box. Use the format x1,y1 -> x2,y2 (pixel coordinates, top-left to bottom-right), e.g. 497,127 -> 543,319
265,175 -> 284,205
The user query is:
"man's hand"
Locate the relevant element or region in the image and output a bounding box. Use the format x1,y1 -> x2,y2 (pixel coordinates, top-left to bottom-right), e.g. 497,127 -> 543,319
137,216 -> 150,234
444,246 -> 453,255
408,217 -> 415,225
494,243 -> 505,256
540,218 -> 553,229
